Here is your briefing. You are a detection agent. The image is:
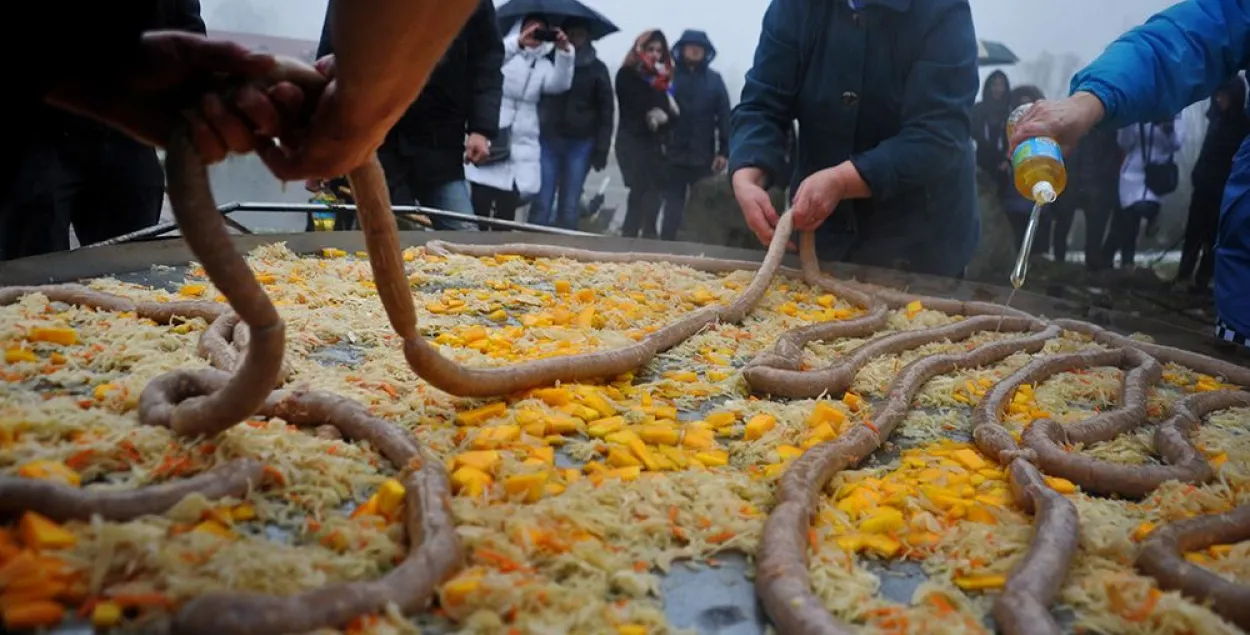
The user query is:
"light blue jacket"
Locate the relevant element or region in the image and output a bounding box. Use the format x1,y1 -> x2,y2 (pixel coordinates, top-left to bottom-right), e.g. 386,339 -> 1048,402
1070,0 -> 1250,336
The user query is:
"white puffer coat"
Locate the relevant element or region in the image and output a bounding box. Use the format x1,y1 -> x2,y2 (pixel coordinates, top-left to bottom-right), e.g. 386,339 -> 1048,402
466,24 -> 575,196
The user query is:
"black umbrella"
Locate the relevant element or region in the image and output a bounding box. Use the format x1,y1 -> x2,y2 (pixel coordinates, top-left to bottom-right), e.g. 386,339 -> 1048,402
496,0 -> 619,40
978,40 -> 1019,66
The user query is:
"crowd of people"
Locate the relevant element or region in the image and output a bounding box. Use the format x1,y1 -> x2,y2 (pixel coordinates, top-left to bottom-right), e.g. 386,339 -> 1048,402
1,0 -> 1246,349
972,67 -> 1248,295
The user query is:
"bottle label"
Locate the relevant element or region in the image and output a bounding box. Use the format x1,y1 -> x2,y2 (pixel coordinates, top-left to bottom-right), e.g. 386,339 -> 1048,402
1012,137 -> 1063,168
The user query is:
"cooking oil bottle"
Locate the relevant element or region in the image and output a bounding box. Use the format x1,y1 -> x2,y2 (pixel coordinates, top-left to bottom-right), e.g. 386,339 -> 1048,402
1005,103 -> 1068,289
1007,103 -> 1067,203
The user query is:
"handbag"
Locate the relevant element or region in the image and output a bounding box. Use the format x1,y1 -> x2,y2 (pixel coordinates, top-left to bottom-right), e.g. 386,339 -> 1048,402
1140,123 -> 1179,197
478,59 -> 538,166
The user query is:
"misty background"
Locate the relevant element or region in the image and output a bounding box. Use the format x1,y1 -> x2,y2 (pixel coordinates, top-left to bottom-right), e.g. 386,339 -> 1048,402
194,0 -> 1205,242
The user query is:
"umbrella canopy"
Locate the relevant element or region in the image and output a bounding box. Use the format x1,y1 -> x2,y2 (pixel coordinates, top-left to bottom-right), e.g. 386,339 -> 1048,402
978,40 -> 1019,66
496,0 -> 619,40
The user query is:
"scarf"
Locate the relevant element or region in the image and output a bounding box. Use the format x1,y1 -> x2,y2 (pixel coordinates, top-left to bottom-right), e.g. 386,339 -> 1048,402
622,30 -> 673,92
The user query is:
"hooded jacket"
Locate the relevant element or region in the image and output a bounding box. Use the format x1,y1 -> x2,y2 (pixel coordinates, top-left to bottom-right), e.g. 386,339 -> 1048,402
730,0 -> 980,278
1069,0 -> 1250,338
971,70 -> 1011,178
1193,75 -> 1250,189
317,0 -> 504,188
666,30 -> 731,168
538,42 -> 615,168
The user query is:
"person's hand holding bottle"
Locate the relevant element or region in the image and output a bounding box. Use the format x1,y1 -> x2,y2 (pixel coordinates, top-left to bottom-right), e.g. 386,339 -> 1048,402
1007,92 -> 1107,156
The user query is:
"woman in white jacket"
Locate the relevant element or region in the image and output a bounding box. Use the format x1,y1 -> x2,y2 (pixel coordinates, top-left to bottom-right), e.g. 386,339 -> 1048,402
1103,115 -> 1185,269
467,17 -> 575,229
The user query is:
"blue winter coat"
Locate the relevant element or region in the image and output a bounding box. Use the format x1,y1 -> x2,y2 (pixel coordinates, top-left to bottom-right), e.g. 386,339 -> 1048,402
729,0 -> 981,277
668,30 -> 732,169
1070,0 -> 1250,338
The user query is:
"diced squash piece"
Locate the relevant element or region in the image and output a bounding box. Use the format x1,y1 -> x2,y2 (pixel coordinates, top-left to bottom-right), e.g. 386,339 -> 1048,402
532,388 -> 573,407
806,402 -> 846,428
350,496 -> 380,519
4,349 -> 37,364
607,466 -> 642,481
842,392 -> 864,412
807,422 -> 837,444
588,416 -> 625,438
375,479 -> 406,517
953,574 -> 1006,591
776,445 -> 804,461
583,461 -> 609,475
28,327 -> 78,346
553,280 -> 572,294
178,284 -> 207,297
17,460 -> 80,487
91,601 -> 122,628
471,425 -> 521,449
835,534 -> 865,553
744,414 -> 777,441
441,573 -> 482,607
905,300 -> 923,319
607,447 -> 642,469
657,445 -> 689,469
951,448 -> 987,470
694,450 -> 728,468
1044,476 -> 1077,494
451,466 -> 493,498
454,450 -> 502,473
1132,522 -> 1156,542
705,411 -> 737,429
966,504 -> 998,525
192,520 -> 235,540
859,507 -> 905,534
681,428 -> 715,450
231,504 -> 256,522
861,534 -> 902,558
547,414 -> 581,435
18,512 -> 77,550
456,402 -> 508,426
503,471 -> 549,503
579,392 -> 617,418
638,424 -> 679,446
528,446 -> 555,465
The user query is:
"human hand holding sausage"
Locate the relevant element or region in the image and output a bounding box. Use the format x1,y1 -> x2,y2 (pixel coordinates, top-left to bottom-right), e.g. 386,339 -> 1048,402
733,167 -> 794,250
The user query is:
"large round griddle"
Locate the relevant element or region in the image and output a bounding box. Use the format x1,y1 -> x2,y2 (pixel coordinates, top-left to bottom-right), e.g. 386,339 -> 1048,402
0,232 -> 1242,635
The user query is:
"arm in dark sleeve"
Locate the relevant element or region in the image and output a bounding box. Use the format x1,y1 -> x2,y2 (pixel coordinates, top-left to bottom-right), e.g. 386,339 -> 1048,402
728,0 -> 801,187
715,71 -> 732,157
593,62 -> 615,165
1071,0 -> 1250,128
21,4 -> 148,103
466,0 -> 505,137
170,0 -> 206,34
316,0 -> 336,58
615,67 -> 652,126
848,0 -> 979,201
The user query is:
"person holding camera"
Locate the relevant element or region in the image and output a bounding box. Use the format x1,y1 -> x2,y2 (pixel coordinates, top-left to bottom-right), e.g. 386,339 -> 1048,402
1102,115 -> 1184,270
616,30 -> 679,239
466,16 -> 574,229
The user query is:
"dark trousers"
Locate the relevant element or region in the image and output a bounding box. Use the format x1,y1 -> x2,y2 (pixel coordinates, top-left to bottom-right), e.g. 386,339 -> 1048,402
1103,201 -> 1161,269
1050,189 -> 1115,269
470,184 -> 522,231
0,137 -> 163,261
1178,178 -> 1223,286
660,164 -> 709,241
621,185 -> 663,239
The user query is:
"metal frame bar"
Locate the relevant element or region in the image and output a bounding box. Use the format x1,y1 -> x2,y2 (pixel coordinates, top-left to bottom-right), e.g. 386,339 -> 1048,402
76,200 -> 598,250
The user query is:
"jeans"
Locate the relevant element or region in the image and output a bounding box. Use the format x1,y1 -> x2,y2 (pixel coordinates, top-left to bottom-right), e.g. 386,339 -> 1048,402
534,135 -> 594,230
377,146 -> 478,231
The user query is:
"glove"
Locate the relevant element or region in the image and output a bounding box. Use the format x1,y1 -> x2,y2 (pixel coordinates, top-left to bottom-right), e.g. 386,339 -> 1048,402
646,108 -> 669,132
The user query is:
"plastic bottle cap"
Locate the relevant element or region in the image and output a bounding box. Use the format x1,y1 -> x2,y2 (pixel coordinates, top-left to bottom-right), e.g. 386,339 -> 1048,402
1032,181 -> 1057,204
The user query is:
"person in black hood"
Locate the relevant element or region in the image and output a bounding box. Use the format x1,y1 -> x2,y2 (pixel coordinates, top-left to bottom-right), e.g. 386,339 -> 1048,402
315,0 -> 503,231
0,0 -> 205,261
1177,74 -> 1250,291
533,18 -> 614,230
971,70 -> 1012,193
1046,124 -> 1121,268
659,30 -> 730,242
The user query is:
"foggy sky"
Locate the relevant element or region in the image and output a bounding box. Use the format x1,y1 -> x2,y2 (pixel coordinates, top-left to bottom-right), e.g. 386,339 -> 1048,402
202,0 -> 1180,93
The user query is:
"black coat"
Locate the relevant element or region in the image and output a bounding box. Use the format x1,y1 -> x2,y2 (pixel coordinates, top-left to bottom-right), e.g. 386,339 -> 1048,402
667,30 -> 730,169
538,45 -> 614,169
317,0 -> 504,188
1194,76 -> 1250,189
614,66 -> 677,189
